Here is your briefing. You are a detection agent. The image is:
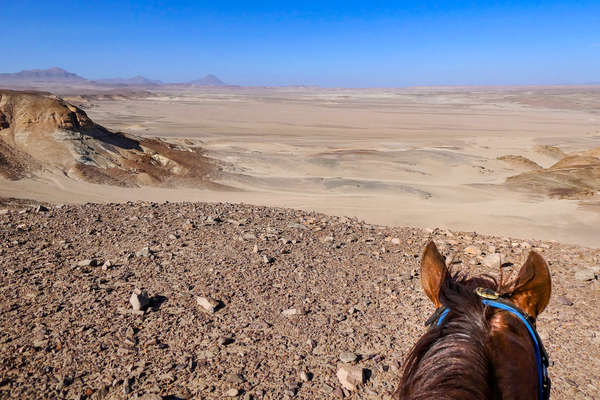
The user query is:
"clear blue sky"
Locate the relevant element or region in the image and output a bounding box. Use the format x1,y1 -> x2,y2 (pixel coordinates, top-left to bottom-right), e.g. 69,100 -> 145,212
3,1 -> 599,87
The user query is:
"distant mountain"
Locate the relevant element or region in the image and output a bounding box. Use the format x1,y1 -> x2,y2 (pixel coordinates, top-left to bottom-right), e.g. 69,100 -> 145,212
0,67 -> 87,82
0,68 -> 230,87
94,75 -> 163,86
188,74 -> 226,86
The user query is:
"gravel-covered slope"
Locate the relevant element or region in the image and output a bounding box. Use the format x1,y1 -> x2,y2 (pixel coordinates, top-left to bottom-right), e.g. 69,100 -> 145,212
0,202 -> 598,399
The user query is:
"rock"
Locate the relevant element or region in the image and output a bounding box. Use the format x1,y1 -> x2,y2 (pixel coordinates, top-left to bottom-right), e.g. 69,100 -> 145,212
300,371 -> 310,382
226,373 -> 245,384
196,296 -> 220,313
136,247 -> 152,257
101,260 -> 112,271
206,216 -> 222,224
391,238 -> 401,245
35,205 -> 49,212
557,295 -> 574,306
574,268 -> 596,281
77,259 -> 97,267
339,352 -> 358,363
287,222 -> 307,229
243,233 -> 257,241
130,289 -> 150,311
481,253 -> 501,268
225,388 -> 240,397
464,246 -> 481,256
125,326 -> 136,339
336,365 -> 364,391
0,209 -> 8,215
252,244 -> 259,253
262,255 -> 274,264
282,308 -> 304,317
218,337 -> 234,346
168,234 -> 177,240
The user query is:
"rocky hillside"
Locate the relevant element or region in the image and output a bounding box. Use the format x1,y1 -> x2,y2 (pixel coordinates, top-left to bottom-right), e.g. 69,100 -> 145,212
0,202 -> 598,399
0,90 -> 221,187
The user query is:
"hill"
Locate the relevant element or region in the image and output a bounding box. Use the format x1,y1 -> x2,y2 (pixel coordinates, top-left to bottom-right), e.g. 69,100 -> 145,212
0,68 -> 227,88
505,148 -> 600,199
188,74 -> 227,86
0,90 -> 221,187
0,67 -> 86,83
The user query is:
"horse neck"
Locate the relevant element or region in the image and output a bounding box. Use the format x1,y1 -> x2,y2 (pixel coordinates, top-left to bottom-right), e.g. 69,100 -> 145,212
395,313 -> 496,400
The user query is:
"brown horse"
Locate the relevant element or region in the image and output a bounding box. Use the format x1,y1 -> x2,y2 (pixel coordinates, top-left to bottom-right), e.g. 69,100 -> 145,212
393,241 -> 552,400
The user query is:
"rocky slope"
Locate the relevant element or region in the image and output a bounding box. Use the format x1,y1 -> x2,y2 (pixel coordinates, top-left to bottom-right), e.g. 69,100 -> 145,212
0,90 -> 221,187
0,202 -> 598,399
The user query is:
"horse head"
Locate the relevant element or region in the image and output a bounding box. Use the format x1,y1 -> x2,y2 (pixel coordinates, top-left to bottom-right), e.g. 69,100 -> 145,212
394,241 -> 552,399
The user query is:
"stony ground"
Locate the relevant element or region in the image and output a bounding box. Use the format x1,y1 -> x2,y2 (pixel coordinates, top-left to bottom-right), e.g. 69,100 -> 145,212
0,202 -> 599,400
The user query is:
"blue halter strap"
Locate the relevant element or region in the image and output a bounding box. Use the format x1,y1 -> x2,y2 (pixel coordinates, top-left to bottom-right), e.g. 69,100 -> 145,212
432,291 -> 551,400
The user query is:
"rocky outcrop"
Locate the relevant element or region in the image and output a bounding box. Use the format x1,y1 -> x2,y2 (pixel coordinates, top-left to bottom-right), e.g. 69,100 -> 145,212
505,148 -> 600,199
0,90 -> 220,187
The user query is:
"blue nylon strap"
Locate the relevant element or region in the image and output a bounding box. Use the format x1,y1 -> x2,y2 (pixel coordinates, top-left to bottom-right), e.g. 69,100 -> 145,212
481,300 -> 544,400
434,300 -> 545,400
435,308 -> 451,327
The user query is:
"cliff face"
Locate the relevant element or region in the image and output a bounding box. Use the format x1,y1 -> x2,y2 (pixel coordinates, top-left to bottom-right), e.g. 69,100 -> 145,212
0,90 -> 220,187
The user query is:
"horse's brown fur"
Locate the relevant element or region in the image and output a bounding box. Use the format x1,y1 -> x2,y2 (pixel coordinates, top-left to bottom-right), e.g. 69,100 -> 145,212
393,241 -> 551,399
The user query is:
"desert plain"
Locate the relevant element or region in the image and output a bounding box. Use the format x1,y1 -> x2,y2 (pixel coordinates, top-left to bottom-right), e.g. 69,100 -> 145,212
3,85 -> 600,246
1,84 -> 600,399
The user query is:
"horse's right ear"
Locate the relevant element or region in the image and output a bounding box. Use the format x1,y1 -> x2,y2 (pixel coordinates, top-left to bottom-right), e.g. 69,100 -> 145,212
420,241 -> 449,308
509,251 -> 551,319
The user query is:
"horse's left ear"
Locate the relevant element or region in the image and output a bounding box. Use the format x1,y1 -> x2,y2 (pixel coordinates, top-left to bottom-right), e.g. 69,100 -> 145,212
420,241 -> 450,308
509,251 -> 551,318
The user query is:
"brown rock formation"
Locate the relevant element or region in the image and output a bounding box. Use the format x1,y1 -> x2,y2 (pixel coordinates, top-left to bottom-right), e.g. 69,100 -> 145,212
0,90 -> 220,187
506,149 -> 600,199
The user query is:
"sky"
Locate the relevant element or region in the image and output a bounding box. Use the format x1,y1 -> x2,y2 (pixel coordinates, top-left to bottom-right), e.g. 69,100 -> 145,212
2,0 -> 600,87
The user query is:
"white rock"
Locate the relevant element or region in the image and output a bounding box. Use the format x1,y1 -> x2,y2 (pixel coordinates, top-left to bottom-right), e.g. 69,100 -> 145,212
130,289 -> 149,311
339,352 -> 358,363
481,253 -> 502,268
136,247 -> 151,257
282,308 -> 304,316
336,365 -> 364,391
391,238 -> 401,245
300,371 -> 310,382
196,296 -> 219,313
574,269 -> 596,281
225,388 -> 239,397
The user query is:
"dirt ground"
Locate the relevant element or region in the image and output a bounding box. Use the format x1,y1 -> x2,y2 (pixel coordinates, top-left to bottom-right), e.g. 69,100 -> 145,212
0,202 -> 598,399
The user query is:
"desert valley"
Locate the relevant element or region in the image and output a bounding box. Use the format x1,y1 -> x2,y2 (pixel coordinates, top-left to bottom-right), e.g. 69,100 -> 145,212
2,72 -> 600,246
1,68 -> 599,399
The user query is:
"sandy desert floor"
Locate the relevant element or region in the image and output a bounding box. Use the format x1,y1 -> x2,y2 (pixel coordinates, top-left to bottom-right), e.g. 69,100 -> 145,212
3,86 -> 600,247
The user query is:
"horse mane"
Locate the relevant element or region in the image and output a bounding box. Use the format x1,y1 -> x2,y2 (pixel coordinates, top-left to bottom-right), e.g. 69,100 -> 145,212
396,273 -> 509,400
